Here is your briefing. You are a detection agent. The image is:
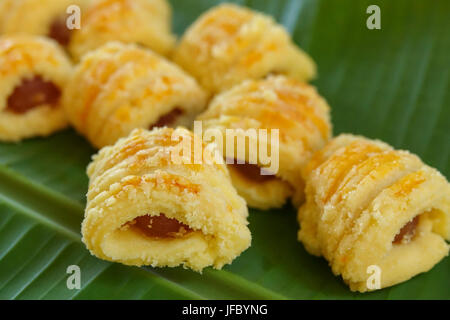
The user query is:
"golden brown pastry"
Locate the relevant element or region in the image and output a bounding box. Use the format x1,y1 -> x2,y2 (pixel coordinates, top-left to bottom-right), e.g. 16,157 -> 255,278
197,75 -> 332,209
69,0 -> 176,61
82,127 -> 251,271
0,0 -> 91,47
173,3 -> 316,95
63,42 -> 207,148
298,134 -> 450,292
0,36 -> 73,142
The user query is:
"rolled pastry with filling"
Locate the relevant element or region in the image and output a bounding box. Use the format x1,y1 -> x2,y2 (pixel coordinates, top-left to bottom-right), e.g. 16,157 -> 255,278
63,42 -> 207,148
173,3 -> 316,95
0,36 -> 73,142
197,76 -> 332,209
298,134 -> 450,292
0,0 -> 91,47
69,0 -> 176,61
82,127 -> 251,271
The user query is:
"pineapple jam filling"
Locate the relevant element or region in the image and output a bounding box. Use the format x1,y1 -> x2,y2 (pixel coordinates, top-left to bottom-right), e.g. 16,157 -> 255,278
129,214 -> 192,238
48,15 -> 73,46
6,76 -> 61,114
149,108 -> 184,129
229,161 -> 276,183
393,216 -> 419,245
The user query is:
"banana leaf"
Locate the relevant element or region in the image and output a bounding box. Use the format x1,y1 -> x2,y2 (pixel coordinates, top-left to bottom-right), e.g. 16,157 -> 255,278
0,0 -> 448,299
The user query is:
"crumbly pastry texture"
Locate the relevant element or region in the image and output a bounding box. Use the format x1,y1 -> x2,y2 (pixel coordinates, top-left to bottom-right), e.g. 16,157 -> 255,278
197,75 -> 332,209
298,134 -> 450,292
0,0 -> 90,36
173,3 -> 316,95
82,127 -> 251,271
63,42 -> 207,148
69,0 -> 176,61
0,36 -> 72,142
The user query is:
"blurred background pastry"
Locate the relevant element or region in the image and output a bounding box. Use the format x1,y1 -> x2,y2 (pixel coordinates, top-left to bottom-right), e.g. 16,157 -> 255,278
173,3 -> 316,95
69,0 -> 176,61
0,36 -> 73,141
63,42 -> 207,148
198,75 -> 331,209
0,0 -> 91,48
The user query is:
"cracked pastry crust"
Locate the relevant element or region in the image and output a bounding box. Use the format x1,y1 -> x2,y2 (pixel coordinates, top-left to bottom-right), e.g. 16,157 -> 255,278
0,36 -> 73,142
82,127 -> 251,271
69,0 -> 176,61
0,0 -> 91,47
173,3 -> 316,95
298,134 -> 450,292
197,76 -> 332,209
63,42 -> 207,148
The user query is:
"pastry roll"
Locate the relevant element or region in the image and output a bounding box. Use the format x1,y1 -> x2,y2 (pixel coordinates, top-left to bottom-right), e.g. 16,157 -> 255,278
173,3 -> 316,95
0,0 -> 90,47
63,42 -> 207,148
197,76 -> 332,209
298,134 -> 450,292
0,36 -> 73,142
82,127 -> 251,271
69,0 -> 176,61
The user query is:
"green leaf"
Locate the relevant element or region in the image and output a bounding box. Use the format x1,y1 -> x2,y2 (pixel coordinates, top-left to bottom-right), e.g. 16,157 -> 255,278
0,0 -> 449,299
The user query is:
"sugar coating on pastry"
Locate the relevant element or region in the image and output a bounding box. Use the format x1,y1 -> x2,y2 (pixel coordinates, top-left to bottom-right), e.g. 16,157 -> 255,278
173,3 -> 316,95
0,36 -> 73,142
69,0 -> 176,61
298,134 -> 450,292
0,0 -> 91,47
82,127 -> 251,271
197,76 -> 332,209
63,42 -> 207,148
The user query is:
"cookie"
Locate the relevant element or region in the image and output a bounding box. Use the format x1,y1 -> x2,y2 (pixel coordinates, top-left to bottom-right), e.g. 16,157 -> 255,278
198,75 -> 332,209
63,42 -> 207,148
173,3 -> 316,95
0,0 -> 91,47
0,36 -> 72,141
69,0 -> 176,60
82,127 -> 251,271
298,134 -> 450,291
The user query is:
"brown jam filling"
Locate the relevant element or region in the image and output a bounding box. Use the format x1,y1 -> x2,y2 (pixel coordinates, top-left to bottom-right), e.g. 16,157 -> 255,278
149,108 -> 184,130
48,15 -> 72,46
393,216 -> 419,244
229,162 -> 276,183
265,70 -> 283,78
6,76 -> 61,114
130,214 -> 192,238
